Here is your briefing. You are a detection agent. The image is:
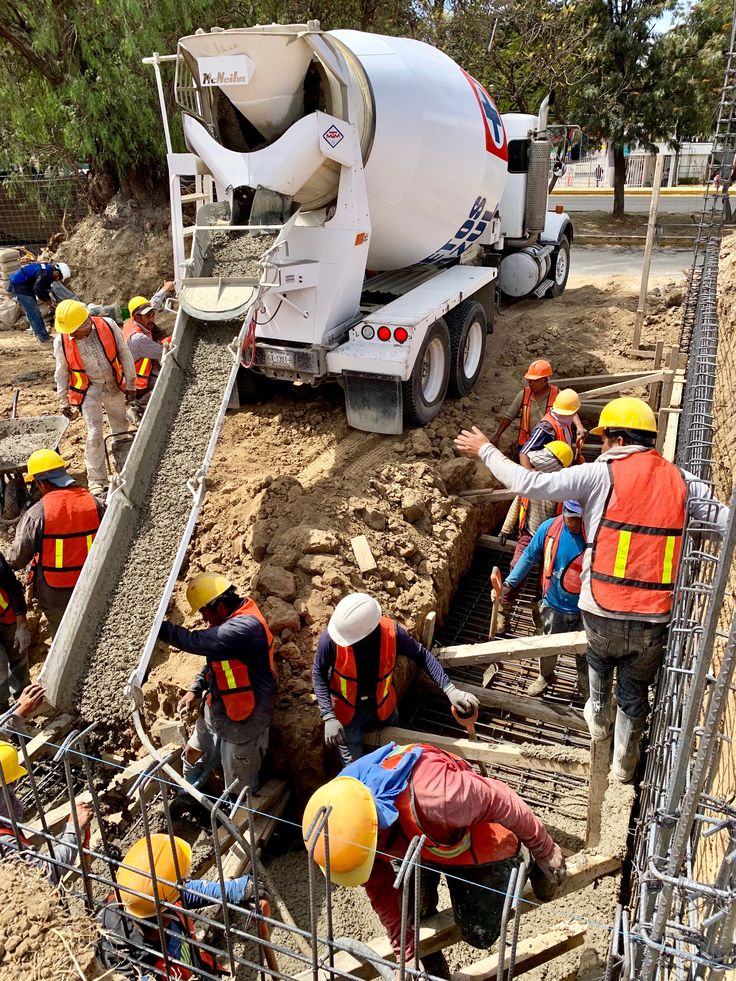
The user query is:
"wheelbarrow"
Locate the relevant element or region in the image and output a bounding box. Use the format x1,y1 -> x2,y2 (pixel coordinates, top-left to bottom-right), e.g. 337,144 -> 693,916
0,411 -> 70,525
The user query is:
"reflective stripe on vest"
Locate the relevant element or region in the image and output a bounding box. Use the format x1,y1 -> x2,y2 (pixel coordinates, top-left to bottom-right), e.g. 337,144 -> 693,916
0,587 -> 15,625
539,411 -> 570,446
207,598 -> 274,722
518,384 -> 558,446
541,515 -> 584,598
590,451 -> 687,616
39,488 -> 100,590
518,497 -> 530,533
123,319 -> 155,393
62,316 -> 126,406
330,617 -> 398,726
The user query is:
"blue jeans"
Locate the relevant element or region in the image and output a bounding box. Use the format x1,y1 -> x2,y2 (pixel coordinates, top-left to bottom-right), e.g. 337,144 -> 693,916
340,703 -> 400,767
13,293 -> 50,342
539,605 -> 588,696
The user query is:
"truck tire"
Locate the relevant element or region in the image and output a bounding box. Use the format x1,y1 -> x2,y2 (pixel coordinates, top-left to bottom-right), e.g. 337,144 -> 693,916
545,235 -> 570,298
237,367 -> 272,403
447,300 -> 487,397
403,318 -> 450,425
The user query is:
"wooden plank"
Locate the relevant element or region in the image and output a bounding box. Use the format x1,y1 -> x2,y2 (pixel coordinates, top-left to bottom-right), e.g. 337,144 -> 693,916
657,348 -> 680,454
438,631 -> 587,669
585,737 -> 611,849
555,371 -> 660,387
221,788 -> 290,878
647,341 -> 665,408
450,922 -> 586,981
457,489 -> 517,501
22,715 -> 73,764
351,535 -> 377,573
422,612 -> 437,649
576,371 -> 667,401
363,726 -> 590,777
478,534 -> 516,554
462,682 -> 588,734
662,377 -> 685,462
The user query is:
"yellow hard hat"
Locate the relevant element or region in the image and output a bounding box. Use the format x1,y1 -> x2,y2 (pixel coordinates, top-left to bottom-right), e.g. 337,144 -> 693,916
0,741 -> 28,784
117,834 -> 192,918
55,299 -> 89,335
551,388 -> 581,416
546,440 -> 574,468
24,448 -> 67,484
590,397 -> 657,436
186,572 -> 233,613
128,296 -> 150,317
302,776 -> 378,887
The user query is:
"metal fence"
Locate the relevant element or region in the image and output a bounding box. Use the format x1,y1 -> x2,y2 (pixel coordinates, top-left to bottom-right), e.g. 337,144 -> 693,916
0,175 -> 87,249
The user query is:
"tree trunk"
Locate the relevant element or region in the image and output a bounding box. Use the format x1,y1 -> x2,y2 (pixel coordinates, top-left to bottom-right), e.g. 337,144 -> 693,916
613,144 -> 626,216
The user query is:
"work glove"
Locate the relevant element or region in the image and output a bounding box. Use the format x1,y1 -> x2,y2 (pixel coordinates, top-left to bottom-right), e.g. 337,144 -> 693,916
13,622 -> 31,654
498,532 -> 508,546
443,684 -> 480,715
323,715 -> 346,748
531,843 -> 567,901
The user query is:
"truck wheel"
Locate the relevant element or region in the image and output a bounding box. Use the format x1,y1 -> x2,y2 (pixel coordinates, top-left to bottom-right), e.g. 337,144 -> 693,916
447,300 -> 487,397
403,319 -> 450,425
237,367 -> 271,403
546,236 -> 570,298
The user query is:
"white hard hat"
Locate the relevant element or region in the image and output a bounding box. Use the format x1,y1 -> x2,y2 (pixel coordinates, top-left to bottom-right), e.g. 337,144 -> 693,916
328,593 -> 382,647
55,262 -> 71,281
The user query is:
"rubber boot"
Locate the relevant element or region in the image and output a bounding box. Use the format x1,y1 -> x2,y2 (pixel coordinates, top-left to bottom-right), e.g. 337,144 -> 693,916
584,697 -> 613,741
575,654 -> 590,700
496,603 -> 512,635
610,709 -> 647,783
528,654 -> 557,696
531,601 -> 543,634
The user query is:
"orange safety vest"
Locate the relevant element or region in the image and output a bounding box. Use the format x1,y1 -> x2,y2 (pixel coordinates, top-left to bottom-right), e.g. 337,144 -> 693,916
123,318 -> 155,393
382,744 -> 518,865
329,617 -> 398,726
540,515 -> 584,598
207,598 -> 275,722
518,384 -> 559,447
590,451 -> 687,616
39,488 -> 100,590
62,316 -> 126,406
0,586 -> 15,626
538,410 -> 571,446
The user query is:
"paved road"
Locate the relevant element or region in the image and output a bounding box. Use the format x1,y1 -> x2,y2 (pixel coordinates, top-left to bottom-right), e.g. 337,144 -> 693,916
552,193 -> 702,214
571,245 -> 692,281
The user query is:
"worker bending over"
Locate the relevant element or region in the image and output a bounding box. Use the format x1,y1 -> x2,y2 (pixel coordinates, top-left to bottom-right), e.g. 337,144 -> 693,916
491,359 -> 586,450
519,388 -> 581,470
502,501 -> 587,696
6,450 -> 103,638
312,592 -> 478,765
53,299 -> 135,497
160,573 -> 276,797
0,553 -> 31,713
99,833 -> 254,978
303,743 -> 566,959
123,281 -> 175,414
497,441 -> 572,634
7,260 -> 71,344
456,398 -> 728,782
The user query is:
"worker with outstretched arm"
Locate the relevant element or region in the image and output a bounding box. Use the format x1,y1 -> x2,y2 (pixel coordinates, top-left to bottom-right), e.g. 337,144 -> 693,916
53,298 -> 136,498
312,592 -> 479,766
123,281 -> 175,415
518,388 -> 581,470
0,552 -> 31,714
99,833 -> 256,978
303,742 -> 566,960
490,359 -> 586,450
455,397 -> 729,782
159,573 -> 276,804
5,450 -> 104,639
7,260 -> 71,344
501,500 -> 588,697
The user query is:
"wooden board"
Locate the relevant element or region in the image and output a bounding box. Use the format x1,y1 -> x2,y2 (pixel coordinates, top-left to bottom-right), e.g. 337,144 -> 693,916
450,922 -> 586,981
457,489 -> 517,501
438,631 -> 587,669
462,682 -> 588,734
363,726 -> 590,777
478,534 -> 516,554
576,371 -> 668,401
22,715 -> 73,764
351,535 -> 377,573
421,612 -> 437,649
585,737 -> 611,849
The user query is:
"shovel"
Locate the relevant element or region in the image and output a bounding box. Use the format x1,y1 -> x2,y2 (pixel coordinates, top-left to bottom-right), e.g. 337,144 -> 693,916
488,566 -> 503,640
258,898 -> 279,975
452,704 -> 488,777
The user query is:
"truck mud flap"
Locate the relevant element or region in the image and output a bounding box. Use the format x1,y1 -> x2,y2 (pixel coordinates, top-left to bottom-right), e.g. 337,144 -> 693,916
344,372 -> 402,435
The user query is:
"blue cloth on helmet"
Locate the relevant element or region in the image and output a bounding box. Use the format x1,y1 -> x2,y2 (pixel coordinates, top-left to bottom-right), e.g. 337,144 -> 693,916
562,500 -> 583,514
342,742 -> 424,830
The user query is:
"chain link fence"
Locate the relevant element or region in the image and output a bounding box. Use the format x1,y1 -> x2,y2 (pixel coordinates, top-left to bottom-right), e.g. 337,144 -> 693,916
0,175 -> 87,250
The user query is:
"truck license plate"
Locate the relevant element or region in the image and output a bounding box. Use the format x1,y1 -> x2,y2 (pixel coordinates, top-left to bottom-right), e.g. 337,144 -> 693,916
265,350 -> 295,368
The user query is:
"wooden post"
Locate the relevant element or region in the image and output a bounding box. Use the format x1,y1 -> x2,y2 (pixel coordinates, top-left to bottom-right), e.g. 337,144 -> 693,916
422,611 -> 437,649
585,736 -> 612,848
656,347 -> 680,453
648,340 -> 665,408
632,152 -> 665,351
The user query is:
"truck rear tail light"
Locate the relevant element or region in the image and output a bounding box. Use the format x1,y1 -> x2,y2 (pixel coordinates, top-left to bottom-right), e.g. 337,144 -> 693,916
361,325 -> 375,339
393,327 -> 409,344
377,326 -> 391,341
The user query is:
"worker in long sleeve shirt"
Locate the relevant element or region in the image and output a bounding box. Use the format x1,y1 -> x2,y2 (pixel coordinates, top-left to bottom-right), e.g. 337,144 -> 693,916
123,282 -> 175,413
518,388 -> 581,470
159,573 -> 276,798
303,743 -> 566,958
0,554 -> 31,713
53,299 -> 136,497
312,592 -> 479,766
456,397 -> 729,782
503,501 -> 588,696
7,260 -> 71,344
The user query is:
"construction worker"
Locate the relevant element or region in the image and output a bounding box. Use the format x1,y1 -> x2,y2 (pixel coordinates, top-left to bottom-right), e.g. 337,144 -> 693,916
519,388 -> 582,470
302,742 -> 566,959
490,360 -> 586,450
496,441 -> 573,635
312,592 -> 479,766
159,573 -> 276,798
99,833 -> 255,979
0,684 -> 94,881
5,449 -> 104,638
7,260 -> 71,344
501,501 -> 587,697
123,282 -> 175,413
455,397 -> 729,782
53,298 -> 136,497
0,553 -> 31,714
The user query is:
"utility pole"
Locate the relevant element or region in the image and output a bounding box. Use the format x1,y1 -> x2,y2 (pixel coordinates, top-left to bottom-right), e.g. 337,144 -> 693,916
632,151 -> 665,352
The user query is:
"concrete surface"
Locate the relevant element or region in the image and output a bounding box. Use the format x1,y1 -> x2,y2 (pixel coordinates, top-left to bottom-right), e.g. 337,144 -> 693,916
553,192 -> 703,214
571,245 -> 691,281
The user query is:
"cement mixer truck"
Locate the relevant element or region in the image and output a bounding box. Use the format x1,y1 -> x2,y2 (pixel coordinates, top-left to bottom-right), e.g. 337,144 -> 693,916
145,22 -> 573,434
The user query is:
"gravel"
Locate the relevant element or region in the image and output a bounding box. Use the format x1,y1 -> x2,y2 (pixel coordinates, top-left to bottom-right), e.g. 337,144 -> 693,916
203,233 -> 277,279
78,321 -> 237,722
0,418 -> 68,470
